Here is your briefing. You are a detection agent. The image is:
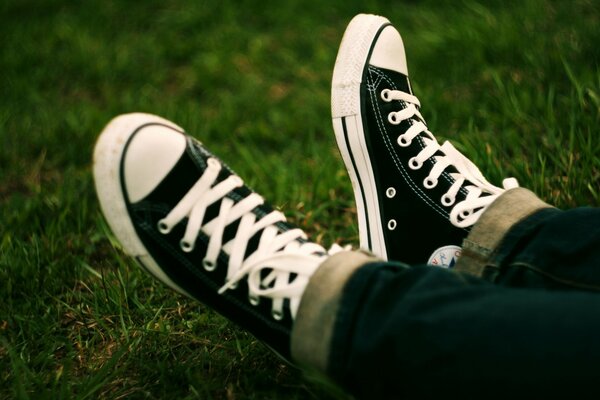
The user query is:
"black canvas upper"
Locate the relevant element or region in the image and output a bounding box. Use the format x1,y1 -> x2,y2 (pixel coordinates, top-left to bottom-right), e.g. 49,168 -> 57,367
120,123 -> 298,359
357,60 -> 472,265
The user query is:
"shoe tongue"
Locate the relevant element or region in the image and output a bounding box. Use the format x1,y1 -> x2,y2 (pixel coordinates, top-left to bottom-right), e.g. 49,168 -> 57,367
439,141 -> 503,194
371,66 -> 412,95
388,69 -> 413,95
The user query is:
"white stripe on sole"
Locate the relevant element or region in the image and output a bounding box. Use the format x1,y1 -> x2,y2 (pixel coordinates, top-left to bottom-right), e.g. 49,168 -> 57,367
332,14 -> 391,259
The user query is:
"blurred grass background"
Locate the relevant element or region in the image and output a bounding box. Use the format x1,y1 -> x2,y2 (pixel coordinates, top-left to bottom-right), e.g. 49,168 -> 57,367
1,0 -> 599,398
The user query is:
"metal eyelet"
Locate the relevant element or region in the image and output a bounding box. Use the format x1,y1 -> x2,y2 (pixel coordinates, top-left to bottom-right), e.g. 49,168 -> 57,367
249,295 -> 260,306
272,310 -> 284,320
423,177 -> 438,189
460,210 -> 472,219
386,187 -> 396,198
388,112 -> 400,125
180,240 -> 194,253
157,220 -> 170,234
202,259 -> 216,271
381,89 -> 392,102
387,219 -> 397,230
408,157 -> 422,170
397,135 -> 411,147
441,194 -> 455,207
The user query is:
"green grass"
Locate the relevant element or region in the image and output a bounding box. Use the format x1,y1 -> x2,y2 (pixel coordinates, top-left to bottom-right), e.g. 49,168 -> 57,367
1,0 -> 599,398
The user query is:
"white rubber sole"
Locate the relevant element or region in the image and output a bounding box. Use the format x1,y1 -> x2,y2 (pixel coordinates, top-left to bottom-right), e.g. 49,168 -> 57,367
331,14 -> 390,259
93,112 -> 190,295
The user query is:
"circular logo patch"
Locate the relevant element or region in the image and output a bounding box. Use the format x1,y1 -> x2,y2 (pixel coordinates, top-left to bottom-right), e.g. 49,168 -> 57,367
427,245 -> 462,268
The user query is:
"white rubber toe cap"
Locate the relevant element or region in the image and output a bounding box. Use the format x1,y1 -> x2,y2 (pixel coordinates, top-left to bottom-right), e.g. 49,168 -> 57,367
369,25 -> 409,76
123,124 -> 187,203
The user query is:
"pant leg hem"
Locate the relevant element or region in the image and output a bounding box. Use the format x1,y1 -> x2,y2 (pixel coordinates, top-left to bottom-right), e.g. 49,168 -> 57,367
455,188 -> 553,277
290,250 -> 380,373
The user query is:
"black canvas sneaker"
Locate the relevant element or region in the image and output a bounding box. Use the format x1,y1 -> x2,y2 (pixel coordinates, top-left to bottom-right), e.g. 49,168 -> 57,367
332,14 -> 517,267
93,113 -> 335,360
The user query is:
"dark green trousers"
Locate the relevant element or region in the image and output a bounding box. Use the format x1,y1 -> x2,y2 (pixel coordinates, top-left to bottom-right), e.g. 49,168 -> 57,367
329,207 -> 600,398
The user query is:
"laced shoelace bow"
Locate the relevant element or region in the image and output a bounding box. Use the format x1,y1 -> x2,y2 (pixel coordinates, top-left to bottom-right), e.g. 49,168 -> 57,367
381,88 -> 518,228
156,157 -> 341,320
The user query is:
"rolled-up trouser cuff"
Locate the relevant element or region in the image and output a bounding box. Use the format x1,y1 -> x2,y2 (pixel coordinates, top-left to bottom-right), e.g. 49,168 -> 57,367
455,187 -> 553,277
290,250 -> 381,373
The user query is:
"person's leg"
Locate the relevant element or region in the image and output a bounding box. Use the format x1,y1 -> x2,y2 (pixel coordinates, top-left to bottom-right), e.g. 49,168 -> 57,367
457,188 -> 600,289
294,249 -> 600,399
295,255 -> 600,398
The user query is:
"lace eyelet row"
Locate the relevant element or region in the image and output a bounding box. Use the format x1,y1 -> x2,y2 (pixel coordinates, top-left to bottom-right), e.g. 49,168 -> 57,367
382,89 -> 401,125
378,89 -> 497,226
158,219 -> 286,320
382,89 -> 416,146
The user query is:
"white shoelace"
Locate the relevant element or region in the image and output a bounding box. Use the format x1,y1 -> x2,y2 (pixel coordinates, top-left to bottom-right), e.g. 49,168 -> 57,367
156,157 -> 340,320
381,88 -> 518,228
